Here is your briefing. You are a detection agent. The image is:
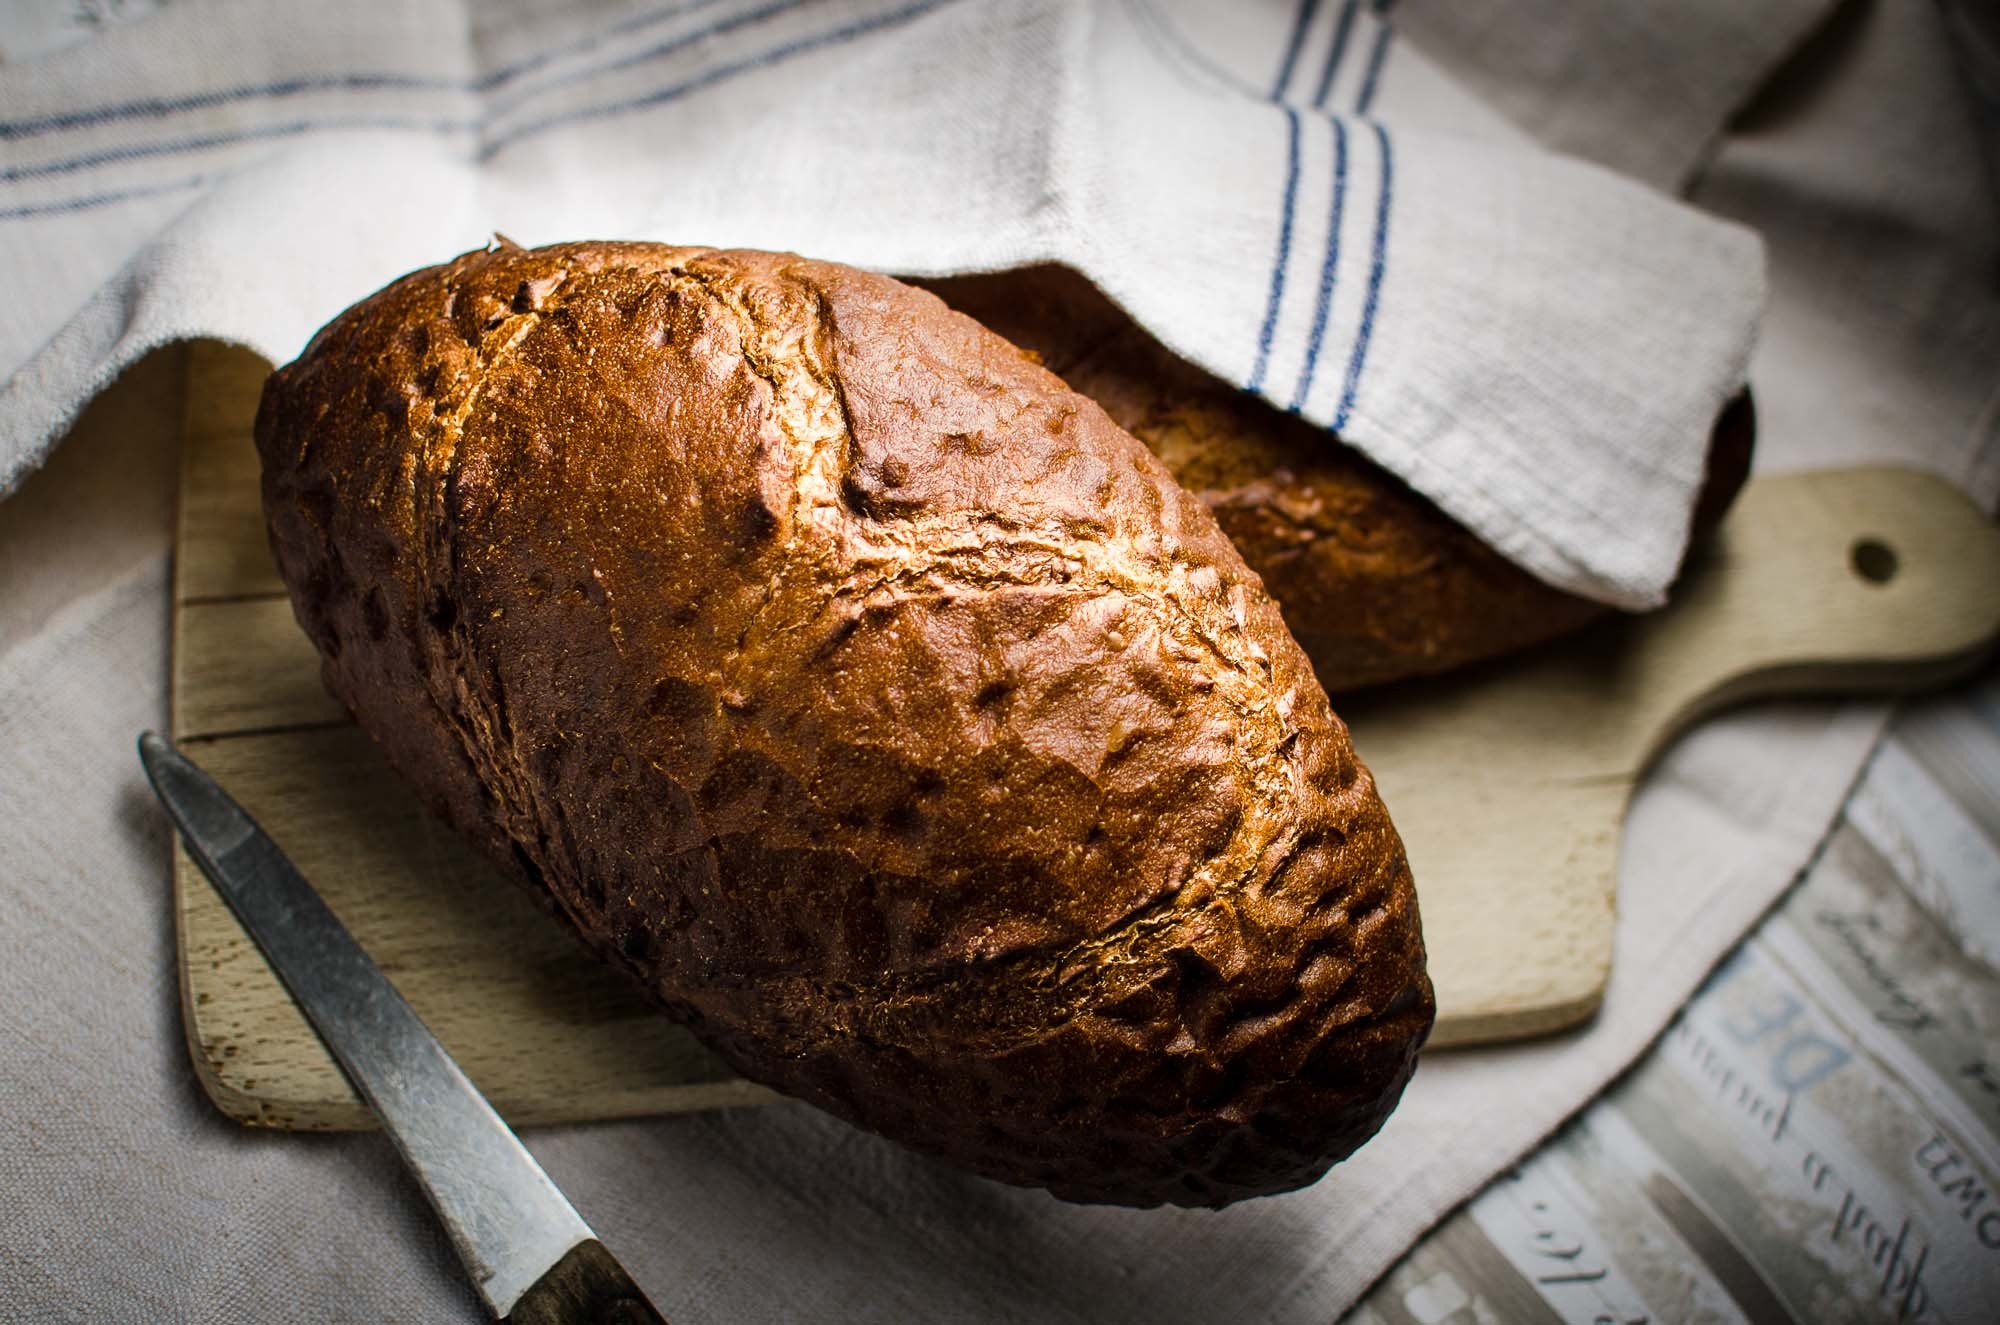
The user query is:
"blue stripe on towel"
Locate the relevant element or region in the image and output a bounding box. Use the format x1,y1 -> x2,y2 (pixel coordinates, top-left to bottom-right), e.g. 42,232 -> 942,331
1269,0 -> 1324,101
0,173 -> 207,220
482,0 -> 734,90
0,0 -> 745,141
1308,0 -> 1359,109
0,117 -> 475,183
484,0 -> 943,156
0,1 -> 940,219
482,0 -> 806,119
0,74 -> 458,140
1245,103 -> 1303,394
1122,0 -> 1261,99
1334,121 -> 1392,433
1354,3 -> 1393,114
0,2 -> 806,180
1288,115 -> 1347,413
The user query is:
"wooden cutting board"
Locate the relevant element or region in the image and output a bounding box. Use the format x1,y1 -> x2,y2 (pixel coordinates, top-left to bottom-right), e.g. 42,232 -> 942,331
171,340 -> 2000,1129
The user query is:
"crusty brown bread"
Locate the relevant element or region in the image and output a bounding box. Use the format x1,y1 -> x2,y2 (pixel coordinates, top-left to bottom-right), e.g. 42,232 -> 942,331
919,266 -> 1754,691
255,241 -> 1433,1208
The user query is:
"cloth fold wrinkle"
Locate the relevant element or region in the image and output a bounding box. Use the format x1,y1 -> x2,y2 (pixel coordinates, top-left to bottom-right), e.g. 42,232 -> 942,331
27,0 -> 1996,1322
2,0 -> 1768,608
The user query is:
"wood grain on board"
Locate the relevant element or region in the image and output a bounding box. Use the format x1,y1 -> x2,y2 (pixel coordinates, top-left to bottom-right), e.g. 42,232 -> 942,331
171,339 -> 2000,1129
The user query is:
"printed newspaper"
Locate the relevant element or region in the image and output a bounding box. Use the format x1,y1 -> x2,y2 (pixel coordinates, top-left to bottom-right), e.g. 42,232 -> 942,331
1348,672 -> 2000,1325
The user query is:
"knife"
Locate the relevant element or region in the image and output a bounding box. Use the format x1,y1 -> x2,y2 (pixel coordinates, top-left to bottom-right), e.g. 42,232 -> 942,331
138,732 -> 668,1324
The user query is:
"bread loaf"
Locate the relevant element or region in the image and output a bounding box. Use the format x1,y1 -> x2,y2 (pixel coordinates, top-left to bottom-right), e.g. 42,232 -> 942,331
255,241 -> 1433,1208
919,266 -> 1754,691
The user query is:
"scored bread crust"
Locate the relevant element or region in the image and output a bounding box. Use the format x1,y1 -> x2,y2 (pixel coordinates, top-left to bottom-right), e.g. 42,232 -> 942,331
255,241 -> 1434,1207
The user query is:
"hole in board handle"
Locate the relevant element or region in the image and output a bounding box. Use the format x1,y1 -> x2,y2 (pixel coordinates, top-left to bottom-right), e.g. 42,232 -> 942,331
1850,537 -> 1898,585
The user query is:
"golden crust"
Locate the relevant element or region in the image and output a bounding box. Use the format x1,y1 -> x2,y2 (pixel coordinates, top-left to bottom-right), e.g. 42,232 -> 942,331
255,242 -> 1433,1207
919,266 -> 1753,691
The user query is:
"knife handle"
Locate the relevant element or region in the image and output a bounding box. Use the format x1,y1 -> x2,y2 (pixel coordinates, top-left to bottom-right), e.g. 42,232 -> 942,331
505,1240 -> 668,1325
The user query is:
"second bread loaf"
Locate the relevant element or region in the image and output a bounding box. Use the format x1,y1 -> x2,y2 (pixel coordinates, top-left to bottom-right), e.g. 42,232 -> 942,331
921,266 -> 1754,691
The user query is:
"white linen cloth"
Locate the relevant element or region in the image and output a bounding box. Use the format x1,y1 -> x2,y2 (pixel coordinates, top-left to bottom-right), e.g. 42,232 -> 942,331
0,0 -> 1779,609
7,1 -> 1999,1321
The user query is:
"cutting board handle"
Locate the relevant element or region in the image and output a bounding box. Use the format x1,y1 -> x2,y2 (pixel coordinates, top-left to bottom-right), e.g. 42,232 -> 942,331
1631,466 -> 2000,766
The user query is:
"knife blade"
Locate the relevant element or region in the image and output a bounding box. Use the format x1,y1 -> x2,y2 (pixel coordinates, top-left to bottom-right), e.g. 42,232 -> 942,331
139,732 -> 667,1324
